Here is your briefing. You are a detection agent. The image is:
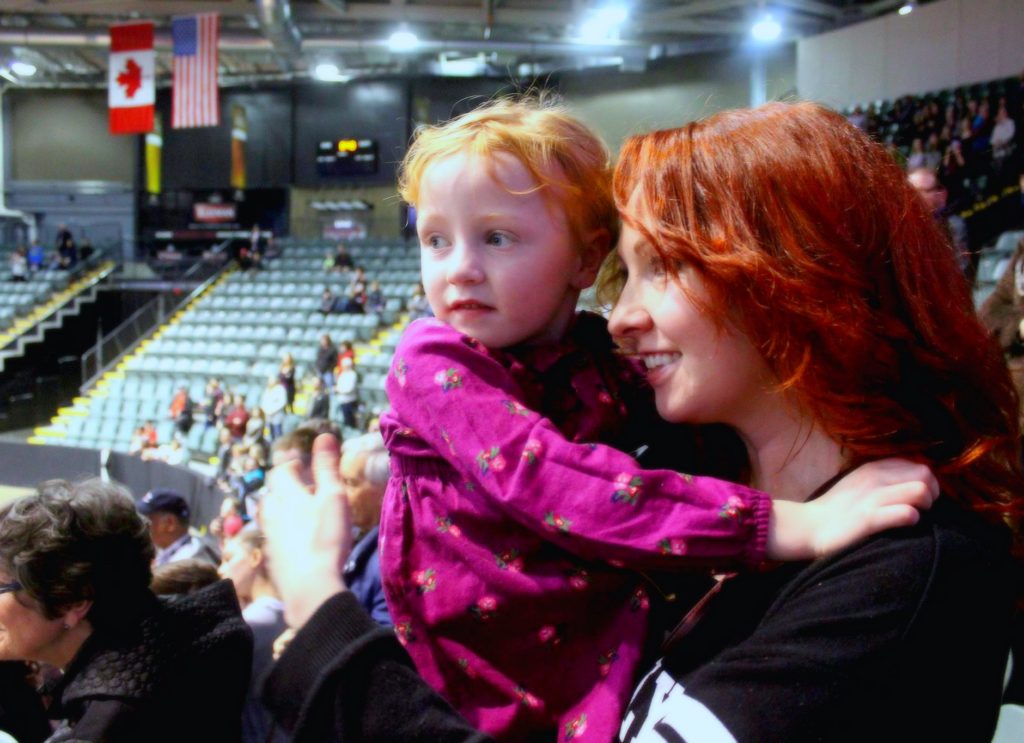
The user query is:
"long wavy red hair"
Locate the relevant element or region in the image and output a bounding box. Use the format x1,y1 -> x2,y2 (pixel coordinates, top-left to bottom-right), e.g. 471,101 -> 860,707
612,101 -> 1023,524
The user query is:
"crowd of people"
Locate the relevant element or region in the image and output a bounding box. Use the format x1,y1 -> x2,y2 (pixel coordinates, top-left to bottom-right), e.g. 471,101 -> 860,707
5,227 -> 98,282
0,95 -> 1020,743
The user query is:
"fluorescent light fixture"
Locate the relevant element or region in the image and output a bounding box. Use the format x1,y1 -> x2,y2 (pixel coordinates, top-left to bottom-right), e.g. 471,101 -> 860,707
314,62 -> 339,80
10,61 -> 36,76
898,2 -> 915,15
579,4 -> 629,44
388,29 -> 420,53
751,13 -> 782,42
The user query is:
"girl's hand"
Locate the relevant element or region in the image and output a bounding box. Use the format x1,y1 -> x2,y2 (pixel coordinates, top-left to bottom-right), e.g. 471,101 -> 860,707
263,433 -> 351,627
767,458 -> 939,561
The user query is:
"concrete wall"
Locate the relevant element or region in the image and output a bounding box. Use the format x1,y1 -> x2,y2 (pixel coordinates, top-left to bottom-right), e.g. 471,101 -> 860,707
797,0 -> 1024,107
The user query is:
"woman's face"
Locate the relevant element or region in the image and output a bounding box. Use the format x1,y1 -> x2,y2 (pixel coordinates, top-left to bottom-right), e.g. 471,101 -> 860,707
608,221 -> 773,428
0,578 -> 65,664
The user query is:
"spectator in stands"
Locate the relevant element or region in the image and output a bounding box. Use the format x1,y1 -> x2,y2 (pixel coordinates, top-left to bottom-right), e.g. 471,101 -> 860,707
330,243 -> 354,273
57,235 -> 77,270
219,530 -> 289,743
366,280 -> 386,315
150,559 -> 221,596
339,433 -> 391,627
319,287 -> 337,315
157,435 -> 190,466
908,166 -> 970,273
78,237 -> 94,263
846,105 -> 866,130
348,266 -> 367,297
0,480 -> 251,743
8,247 -> 27,282
168,386 -> 194,436
979,236 -> 1024,426
337,340 -> 355,368
406,282 -> 431,320
128,426 -> 149,456
306,377 -> 330,420
991,101 -> 1017,182
334,357 -> 359,429
215,427 -> 236,482
26,240 -> 44,273
315,334 -> 338,387
339,286 -> 366,314
278,353 -> 296,413
244,407 -> 267,447
203,378 -> 225,430
138,490 -> 220,567
906,137 -> 928,170
922,132 -> 943,171
261,377 -> 288,441
224,394 -> 250,441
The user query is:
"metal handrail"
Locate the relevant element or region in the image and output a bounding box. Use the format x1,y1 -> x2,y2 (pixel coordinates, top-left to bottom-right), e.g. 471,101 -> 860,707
80,262 -> 227,392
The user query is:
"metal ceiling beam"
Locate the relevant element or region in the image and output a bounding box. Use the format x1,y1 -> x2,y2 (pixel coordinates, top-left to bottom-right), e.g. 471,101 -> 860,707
771,0 -> 842,19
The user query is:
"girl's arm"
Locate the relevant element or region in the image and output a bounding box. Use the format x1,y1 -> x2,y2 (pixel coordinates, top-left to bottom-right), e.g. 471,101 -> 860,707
386,321 -> 935,568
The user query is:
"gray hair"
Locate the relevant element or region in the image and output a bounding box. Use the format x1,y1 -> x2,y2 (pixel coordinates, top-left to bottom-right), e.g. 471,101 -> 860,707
343,432 -> 390,486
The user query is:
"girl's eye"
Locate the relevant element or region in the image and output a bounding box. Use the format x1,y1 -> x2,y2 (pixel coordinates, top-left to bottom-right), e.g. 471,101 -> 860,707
422,235 -> 448,250
648,254 -> 668,277
486,232 -> 513,248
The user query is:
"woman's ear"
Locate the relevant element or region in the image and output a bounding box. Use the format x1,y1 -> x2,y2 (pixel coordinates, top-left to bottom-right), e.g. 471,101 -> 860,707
60,600 -> 93,630
571,228 -> 612,291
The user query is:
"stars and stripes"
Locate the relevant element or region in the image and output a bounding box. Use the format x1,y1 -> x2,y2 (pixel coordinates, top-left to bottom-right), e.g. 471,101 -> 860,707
172,13 -> 220,129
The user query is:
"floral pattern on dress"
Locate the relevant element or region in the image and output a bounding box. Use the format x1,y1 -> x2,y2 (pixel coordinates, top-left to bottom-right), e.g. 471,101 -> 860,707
522,439 -> 543,464
413,568 -> 438,594
564,713 -> 588,741
494,548 -> 524,572
503,400 -> 530,416
568,568 -> 589,591
435,367 -> 463,392
395,622 -> 415,645
629,586 -> 650,612
458,658 -> 477,678
719,494 -> 746,520
544,512 -> 572,534
476,446 -> 507,474
538,624 -> 564,645
611,473 -> 643,506
436,516 -> 462,537
469,595 -> 498,621
395,358 -> 408,388
440,428 -> 456,455
515,685 -> 542,709
597,650 -> 618,678
658,537 -> 687,556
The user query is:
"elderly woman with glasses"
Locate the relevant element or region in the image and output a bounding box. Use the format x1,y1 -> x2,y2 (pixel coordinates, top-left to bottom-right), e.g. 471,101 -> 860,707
0,479 -> 252,743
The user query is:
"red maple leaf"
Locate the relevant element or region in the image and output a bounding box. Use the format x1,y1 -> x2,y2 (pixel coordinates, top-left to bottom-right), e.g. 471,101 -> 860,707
116,58 -> 142,98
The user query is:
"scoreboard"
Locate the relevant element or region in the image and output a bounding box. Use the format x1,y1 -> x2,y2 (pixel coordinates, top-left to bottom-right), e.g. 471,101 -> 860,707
316,138 -> 379,177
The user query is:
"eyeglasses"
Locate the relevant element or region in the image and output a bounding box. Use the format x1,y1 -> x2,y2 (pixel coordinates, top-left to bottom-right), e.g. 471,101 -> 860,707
0,581 -> 22,596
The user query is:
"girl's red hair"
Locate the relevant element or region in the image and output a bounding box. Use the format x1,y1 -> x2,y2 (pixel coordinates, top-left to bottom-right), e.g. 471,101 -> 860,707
614,101 -> 1023,523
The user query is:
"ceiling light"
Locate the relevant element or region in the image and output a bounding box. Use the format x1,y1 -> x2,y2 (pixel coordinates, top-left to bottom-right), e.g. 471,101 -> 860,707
579,4 -> 629,44
898,2 -> 915,15
313,62 -> 340,80
10,61 -> 36,77
388,29 -> 420,53
751,13 -> 782,42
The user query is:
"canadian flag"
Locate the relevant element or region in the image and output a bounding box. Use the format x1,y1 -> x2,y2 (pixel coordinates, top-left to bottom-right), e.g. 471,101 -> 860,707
108,22 -> 155,135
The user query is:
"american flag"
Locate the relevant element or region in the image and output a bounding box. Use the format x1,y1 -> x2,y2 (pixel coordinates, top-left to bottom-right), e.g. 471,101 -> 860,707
171,13 -> 219,128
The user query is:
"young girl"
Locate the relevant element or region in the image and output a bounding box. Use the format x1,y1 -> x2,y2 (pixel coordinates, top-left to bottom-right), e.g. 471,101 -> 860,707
378,99 -> 935,742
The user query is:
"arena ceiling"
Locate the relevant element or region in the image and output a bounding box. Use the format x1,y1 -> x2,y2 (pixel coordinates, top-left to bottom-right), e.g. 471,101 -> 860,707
0,0 -> 936,87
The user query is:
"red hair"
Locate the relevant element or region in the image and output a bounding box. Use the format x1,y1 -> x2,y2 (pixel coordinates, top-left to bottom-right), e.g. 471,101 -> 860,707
613,102 -> 1023,524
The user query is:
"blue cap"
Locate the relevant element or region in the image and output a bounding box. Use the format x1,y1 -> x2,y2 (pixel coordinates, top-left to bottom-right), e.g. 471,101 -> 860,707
138,490 -> 190,520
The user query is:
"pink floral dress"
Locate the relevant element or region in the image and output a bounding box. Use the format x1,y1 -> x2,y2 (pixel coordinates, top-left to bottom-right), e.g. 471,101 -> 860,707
379,315 -> 770,742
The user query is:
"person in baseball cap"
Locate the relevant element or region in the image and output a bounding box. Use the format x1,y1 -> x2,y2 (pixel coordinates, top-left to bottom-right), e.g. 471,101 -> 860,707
138,489 -> 218,567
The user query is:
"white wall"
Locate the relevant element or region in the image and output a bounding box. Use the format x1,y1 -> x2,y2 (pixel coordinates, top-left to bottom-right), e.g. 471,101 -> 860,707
797,0 -> 1024,107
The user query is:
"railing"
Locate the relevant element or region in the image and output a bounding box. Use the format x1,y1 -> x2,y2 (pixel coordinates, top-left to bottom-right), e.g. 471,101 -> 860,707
79,261 -> 226,392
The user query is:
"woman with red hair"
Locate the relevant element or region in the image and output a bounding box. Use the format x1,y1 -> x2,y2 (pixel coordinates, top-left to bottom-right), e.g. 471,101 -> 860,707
610,101 -> 1021,742
260,102 -> 1019,743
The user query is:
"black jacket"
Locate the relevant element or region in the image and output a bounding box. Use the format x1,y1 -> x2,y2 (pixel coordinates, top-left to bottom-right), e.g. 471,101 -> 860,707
47,580 -> 253,743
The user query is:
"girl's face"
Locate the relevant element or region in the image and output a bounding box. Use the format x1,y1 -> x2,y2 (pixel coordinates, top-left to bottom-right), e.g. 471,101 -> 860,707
416,150 -> 601,348
608,221 -> 773,427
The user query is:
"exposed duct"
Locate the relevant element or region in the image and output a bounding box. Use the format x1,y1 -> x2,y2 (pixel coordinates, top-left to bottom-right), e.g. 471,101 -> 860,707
254,0 -> 304,70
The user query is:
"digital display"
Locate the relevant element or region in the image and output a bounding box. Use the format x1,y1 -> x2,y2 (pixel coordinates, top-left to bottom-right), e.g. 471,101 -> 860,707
316,138 -> 379,177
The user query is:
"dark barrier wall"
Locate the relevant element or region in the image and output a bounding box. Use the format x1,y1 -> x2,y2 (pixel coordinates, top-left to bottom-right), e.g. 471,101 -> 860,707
0,442 -> 221,530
